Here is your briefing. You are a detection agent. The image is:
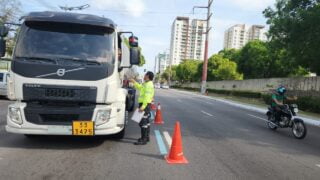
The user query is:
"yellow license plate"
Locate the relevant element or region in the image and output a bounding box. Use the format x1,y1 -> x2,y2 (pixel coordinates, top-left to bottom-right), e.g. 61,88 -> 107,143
72,121 -> 94,136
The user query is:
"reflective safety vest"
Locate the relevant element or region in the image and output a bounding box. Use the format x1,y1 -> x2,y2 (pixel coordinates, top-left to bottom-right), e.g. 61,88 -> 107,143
134,81 -> 155,109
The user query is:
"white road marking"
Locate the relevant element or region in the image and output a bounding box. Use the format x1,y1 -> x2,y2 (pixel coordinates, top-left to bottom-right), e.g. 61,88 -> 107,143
205,102 -> 214,105
172,89 -> 320,127
177,99 -> 182,102
163,131 -> 172,147
201,110 -> 214,117
316,164 -> 320,168
248,114 -> 268,122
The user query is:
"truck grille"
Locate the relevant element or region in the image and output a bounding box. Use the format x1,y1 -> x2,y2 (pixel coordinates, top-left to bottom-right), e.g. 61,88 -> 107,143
24,103 -> 95,125
40,114 -> 79,124
23,84 -> 97,102
45,88 -> 76,98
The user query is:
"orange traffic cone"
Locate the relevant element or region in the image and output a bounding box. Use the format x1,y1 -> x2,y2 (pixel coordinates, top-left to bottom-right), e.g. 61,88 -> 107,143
151,99 -> 157,111
165,121 -> 188,164
154,103 -> 164,124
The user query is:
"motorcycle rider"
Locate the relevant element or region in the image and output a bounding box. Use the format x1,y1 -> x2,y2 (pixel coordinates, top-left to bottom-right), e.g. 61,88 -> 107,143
271,86 -> 297,122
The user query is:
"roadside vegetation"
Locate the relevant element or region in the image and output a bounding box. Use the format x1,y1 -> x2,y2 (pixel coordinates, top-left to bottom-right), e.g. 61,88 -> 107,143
161,0 -> 319,84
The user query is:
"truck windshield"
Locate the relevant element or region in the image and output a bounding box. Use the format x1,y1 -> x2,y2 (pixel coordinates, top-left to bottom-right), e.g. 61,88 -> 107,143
15,21 -> 115,64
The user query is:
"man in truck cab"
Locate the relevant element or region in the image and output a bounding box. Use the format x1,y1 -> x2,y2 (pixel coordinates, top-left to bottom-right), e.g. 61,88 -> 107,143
130,71 -> 155,145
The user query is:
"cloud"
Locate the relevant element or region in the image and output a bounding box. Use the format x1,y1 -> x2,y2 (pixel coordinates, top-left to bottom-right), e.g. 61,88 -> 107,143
225,0 -> 275,11
90,0 -> 145,17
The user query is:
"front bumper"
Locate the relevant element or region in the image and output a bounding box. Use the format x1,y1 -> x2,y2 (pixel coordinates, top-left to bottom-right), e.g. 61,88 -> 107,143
5,102 -> 125,135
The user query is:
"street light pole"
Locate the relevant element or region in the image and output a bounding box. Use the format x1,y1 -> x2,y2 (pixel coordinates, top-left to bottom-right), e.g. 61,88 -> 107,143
193,0 -> 213,94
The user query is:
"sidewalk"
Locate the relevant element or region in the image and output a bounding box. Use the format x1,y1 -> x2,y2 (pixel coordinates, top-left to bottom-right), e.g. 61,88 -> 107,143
172,89 -> 320,127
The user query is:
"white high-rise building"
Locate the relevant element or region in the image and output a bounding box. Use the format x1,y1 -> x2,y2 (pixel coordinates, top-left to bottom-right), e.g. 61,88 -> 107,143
154,51 -> 170,74
169,17 -> 206,66
223,24 -> 267,50
248,25 -> 267,42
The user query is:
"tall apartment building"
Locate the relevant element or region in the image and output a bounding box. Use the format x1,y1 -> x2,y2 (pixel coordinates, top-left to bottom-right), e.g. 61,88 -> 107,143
223,24 -> 267,50
248,25 -> 267,42
169,17 -> 207,66
154,51 -> 170,74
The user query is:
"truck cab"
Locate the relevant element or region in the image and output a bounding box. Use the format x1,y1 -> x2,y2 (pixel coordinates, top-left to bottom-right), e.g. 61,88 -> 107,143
0,11 -> 140,138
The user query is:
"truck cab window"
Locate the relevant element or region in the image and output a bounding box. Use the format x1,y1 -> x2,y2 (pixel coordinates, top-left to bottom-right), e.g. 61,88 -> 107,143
15,21 -> 115,64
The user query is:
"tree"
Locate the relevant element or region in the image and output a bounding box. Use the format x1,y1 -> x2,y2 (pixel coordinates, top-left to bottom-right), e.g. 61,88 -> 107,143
154,73 -> 161,82
263,0 -> 320,74
0,0 -> 21,24
176,60 -> 201,82
218,48 -> 240,63
237,40 -> 272,79
139,54 -> 145,66
161,65 -> 178,82
204,55 -> 243,81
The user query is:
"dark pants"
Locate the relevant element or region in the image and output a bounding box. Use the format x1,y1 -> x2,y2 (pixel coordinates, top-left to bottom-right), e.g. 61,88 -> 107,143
138,103 -> 151,141
273,106 -> 284,122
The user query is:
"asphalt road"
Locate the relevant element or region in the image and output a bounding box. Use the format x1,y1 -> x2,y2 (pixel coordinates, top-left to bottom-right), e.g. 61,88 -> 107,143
0,89 -> 320,180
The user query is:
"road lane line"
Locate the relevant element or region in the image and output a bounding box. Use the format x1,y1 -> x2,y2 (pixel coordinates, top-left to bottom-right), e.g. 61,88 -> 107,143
248,114 -> 268,122
205,102 -> 214,105
316,164 -> 320,168
163,131 -> 172,148
154,130 -> 168,155
201,110 -> 214,117
173,89 -> 320,127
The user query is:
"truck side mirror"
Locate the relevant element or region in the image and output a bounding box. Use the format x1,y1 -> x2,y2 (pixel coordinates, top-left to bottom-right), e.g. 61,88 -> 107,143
0,38 -> 6,57
130,47 -> 140,65
129,36 -> 138,47
0,26 -> 9,37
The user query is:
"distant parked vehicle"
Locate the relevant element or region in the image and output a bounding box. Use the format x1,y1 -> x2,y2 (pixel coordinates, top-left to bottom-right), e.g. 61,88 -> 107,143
155,83 -> 161,89
0,70 -> 9,97
161,85 -> 169,89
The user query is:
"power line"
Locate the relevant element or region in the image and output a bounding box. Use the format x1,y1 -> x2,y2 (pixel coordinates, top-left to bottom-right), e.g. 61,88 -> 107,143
85,9 -> 207,15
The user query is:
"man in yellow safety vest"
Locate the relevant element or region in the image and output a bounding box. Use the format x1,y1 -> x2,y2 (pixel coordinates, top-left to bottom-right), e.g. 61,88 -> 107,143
130,71 -> 155,145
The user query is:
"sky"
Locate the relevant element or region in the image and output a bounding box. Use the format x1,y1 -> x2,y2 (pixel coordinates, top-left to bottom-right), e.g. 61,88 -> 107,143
19,0 -> 276,73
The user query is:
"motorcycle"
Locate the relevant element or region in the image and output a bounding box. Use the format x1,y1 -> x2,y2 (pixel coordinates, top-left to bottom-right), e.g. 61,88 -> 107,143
266,104 -> 307,139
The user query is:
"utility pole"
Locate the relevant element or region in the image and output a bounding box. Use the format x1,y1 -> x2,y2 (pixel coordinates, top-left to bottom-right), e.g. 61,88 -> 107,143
193,0 -> 213,94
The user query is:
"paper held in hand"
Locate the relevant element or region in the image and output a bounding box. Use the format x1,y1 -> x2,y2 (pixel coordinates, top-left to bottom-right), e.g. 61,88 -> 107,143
131,109 -> 144,123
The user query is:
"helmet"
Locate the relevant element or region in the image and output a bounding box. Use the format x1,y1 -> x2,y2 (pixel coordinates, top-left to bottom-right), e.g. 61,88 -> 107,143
277,86 -> 286,95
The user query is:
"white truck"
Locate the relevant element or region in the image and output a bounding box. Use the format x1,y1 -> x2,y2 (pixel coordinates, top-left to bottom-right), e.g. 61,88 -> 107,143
0,70 -> 9,97
0,11 -> 141,138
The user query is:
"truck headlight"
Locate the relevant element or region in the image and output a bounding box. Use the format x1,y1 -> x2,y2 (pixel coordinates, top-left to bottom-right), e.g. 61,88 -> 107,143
9,107 -> 22,125
95,109 -> 111,126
